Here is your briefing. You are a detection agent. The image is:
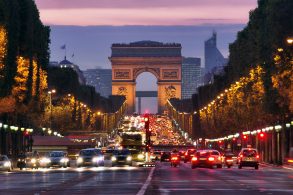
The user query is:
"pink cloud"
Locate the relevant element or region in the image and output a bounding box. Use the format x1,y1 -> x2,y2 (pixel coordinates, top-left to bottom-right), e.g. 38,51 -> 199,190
35,0 -> 257,26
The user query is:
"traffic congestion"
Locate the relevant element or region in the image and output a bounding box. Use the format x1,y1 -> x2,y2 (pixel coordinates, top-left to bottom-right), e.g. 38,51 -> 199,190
0,115 -> 261,173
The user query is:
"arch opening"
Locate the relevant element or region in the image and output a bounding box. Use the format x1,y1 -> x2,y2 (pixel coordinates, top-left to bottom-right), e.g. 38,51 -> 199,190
135,72 -> 158,114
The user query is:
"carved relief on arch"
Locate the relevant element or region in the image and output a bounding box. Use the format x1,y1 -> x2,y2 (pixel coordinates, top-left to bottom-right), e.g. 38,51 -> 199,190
133,67 -> 160,80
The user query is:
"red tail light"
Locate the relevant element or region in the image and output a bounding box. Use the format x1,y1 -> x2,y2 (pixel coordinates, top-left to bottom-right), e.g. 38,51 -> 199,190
191,157 -> 198,161
208,157 -> 215,161
256,155 -> 259,159
185,152 -> 188,156
240,154 -> 243,158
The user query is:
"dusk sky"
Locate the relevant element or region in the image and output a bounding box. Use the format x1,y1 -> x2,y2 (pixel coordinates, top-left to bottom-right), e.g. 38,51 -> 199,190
34,0 -> 258,113
35,0 -> 257,26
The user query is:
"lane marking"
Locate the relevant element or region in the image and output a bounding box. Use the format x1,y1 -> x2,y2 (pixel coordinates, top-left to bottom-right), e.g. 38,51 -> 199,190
283,166 -> 293,171
136,167 -> 155,195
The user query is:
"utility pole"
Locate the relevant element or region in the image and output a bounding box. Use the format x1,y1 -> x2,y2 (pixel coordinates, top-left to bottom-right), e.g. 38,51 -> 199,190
144,114 -> 151,162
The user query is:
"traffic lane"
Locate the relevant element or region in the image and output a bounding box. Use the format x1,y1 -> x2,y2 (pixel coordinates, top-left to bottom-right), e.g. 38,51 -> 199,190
146,162 -> 293,195
0,166 -> 152,195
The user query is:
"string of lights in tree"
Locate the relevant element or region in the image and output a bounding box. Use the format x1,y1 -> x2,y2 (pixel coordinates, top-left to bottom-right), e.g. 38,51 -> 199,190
0,122 -> 63,137
206,121 -> 292,143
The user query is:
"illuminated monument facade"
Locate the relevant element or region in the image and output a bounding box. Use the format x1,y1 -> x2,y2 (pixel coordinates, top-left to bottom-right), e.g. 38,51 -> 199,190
110,41 -> 182,113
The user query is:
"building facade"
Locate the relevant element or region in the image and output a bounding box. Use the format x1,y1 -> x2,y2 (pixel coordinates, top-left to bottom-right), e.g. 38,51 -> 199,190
181,57 -> 201,99
83,68 -> 112,98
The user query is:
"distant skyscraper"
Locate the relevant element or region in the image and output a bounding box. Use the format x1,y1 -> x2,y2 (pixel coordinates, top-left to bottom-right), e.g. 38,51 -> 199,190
83,68 -> 112,98
181,57 -> 201,99
204,32 -> 228,73
204,31 -> 228,84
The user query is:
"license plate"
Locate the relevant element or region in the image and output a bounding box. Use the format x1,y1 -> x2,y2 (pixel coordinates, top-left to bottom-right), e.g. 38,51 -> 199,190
200,158 -> 207,160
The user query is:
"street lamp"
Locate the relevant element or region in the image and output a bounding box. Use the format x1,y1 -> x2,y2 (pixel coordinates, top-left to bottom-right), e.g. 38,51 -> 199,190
48,89 -> 56,129
287,37 -> 293,45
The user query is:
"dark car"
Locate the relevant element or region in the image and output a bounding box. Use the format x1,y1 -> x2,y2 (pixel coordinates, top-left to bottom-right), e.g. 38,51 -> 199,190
191,150 -> 222,169
77,148 -> 104,167
111,149 -> 132,166
184,149 -> 196,163
160,152 -> 171,162
40,151 -> 69,168
238,148 -> 259,169
17,152 -> 40,170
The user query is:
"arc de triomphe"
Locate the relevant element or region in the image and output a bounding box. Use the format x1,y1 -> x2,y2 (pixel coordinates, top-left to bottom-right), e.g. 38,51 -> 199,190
110,41 -> 182,114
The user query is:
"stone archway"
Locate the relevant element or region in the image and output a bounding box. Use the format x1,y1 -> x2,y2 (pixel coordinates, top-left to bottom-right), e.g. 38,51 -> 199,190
110,41 -> 182,114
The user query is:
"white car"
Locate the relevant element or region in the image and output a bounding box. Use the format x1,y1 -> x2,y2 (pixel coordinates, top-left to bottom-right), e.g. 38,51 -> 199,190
0,155 -> 12,172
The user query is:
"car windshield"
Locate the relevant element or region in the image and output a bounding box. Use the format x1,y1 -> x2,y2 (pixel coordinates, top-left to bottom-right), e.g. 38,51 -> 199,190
49,152 -> 65,157
154,151 -> 161,155
0,156 -> 7,161
243,150 -> 257,157
113,150 -> 131,155
80,150 -> 100,156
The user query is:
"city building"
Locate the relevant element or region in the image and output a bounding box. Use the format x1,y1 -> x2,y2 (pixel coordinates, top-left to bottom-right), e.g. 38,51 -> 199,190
49,58 -> 86,85
203,32 -> 228,84
83,68 -> 112,98
181,57 -> 201,99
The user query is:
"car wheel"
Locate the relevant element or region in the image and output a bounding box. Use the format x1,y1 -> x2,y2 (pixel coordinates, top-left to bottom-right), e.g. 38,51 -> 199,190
191,165 -> 196,169
174,164 -> 177,167
227,165 -> 231,168
184,160 -> 187,163
217,164 -> 222,168
238,165 -> 242,169
255,165 -> 259,170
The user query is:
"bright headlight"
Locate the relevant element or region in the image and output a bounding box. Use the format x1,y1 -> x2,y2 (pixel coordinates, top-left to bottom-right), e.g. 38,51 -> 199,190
4,161 -> 11,167
111,156 -> 117,161
40,158 -> 51,164
126,156 -> 132,161
31,158 -> 37,164
77,157 -> 83,164
60,158 -> 69,163
138,154 -> 144,160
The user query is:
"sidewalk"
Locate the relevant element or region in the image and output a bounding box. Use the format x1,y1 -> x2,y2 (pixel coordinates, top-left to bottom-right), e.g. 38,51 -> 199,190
260,162 -> 293,170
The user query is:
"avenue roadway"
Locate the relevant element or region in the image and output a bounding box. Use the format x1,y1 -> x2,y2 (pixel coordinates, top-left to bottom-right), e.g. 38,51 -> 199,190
0,163 -> 293,195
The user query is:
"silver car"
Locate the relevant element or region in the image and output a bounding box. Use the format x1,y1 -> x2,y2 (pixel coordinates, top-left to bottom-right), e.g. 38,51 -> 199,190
40,151 -> 69,168
0,155 -> 12,172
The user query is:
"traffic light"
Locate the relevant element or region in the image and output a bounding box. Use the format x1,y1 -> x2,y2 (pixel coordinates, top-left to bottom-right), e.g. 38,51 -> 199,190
259,132 -> 265,140
144,116 -> 149,130
243,135 -> 248,140
24,131 -> 30,137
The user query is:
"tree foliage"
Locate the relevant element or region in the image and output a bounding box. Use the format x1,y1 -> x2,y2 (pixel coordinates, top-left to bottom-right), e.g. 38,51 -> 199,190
0,0 -> 50,128
197,0 -> 293,137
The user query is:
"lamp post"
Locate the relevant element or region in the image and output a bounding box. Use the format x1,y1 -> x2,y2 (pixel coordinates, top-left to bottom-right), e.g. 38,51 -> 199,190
48,89 -> 56,129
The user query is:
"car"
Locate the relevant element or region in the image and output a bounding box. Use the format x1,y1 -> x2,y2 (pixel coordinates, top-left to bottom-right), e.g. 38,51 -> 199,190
184,149 -> 196,163
0,155 -> 12,172
129,149 -> 145,162
160,151 -> 171,162
238,148 -> 259,169
191,150 -> 222,169
77,148 -> 104,167
150,151 -> 162,161
23,152 -> 40,169
111,149 -> 132,166
40,151 -> 69,168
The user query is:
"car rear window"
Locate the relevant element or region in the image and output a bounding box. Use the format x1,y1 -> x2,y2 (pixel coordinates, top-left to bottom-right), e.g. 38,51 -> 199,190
243,150 -> 257,157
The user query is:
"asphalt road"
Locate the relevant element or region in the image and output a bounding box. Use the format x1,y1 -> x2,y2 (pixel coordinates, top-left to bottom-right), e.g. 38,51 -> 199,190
0,163 -> 293,195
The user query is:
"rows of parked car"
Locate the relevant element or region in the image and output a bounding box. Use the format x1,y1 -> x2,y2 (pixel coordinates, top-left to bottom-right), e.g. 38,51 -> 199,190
150,147 -> 260,169
0,148 -> 146,172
